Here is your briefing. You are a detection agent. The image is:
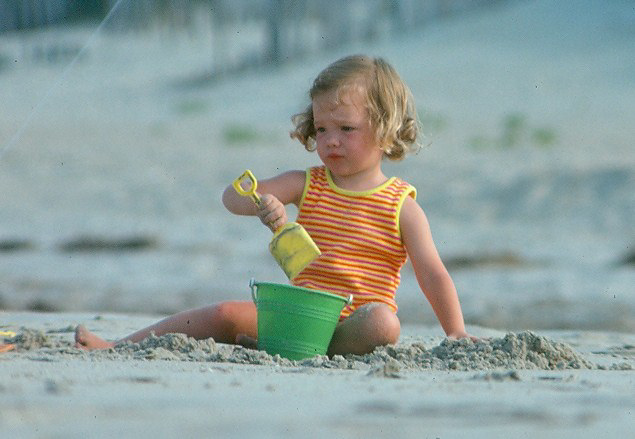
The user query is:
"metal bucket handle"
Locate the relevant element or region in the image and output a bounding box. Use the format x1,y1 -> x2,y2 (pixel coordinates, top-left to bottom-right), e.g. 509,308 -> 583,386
250,278 -> 258,303
250,278 -> 352,305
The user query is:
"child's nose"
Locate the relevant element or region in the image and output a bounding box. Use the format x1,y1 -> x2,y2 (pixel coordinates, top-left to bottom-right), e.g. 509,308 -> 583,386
325,132 -> 340,147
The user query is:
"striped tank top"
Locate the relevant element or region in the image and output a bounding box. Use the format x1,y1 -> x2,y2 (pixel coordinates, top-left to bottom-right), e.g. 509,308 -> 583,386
292,166 -> 417,319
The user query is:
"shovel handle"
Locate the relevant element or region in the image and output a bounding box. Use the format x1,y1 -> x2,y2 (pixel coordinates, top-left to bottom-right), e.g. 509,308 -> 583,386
232,169 -> 261,205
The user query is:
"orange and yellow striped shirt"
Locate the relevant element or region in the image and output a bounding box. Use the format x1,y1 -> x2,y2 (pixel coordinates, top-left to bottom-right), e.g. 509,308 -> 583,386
292,166 -> 416,319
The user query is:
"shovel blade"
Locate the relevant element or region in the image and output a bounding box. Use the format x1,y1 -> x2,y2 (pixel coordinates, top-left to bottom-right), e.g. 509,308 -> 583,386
269,222 -> 320,279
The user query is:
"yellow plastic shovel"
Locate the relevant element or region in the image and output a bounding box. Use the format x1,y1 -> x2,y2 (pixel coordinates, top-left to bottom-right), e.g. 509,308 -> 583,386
233,170 -> 321,280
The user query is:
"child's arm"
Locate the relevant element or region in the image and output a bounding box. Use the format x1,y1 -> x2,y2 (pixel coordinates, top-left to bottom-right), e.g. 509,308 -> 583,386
400,196 -> 473,339
222,170 -> 306,232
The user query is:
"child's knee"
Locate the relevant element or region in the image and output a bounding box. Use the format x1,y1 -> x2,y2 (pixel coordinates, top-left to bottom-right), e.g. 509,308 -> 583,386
208,302 -> 241,339
210,302 -> 233,324
208,301 -> 257,343
357,303 -> 401,345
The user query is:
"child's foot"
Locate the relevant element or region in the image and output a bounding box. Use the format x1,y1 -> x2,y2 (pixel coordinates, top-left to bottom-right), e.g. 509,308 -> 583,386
74,325 -> 115,350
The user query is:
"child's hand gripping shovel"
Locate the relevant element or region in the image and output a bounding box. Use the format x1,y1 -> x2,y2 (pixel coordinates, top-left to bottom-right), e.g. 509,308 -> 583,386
233,170 -> 321,280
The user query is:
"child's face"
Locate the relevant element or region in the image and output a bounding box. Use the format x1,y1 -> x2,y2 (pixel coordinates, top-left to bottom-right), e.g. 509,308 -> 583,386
312,88 -> 382,182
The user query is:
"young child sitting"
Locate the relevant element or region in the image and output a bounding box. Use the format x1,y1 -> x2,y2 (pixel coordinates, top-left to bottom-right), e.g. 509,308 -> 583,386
75,54 -> 474,356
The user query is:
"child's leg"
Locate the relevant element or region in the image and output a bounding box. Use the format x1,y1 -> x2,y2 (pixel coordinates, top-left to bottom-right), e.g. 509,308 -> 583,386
326,303 -> 400,356
75,301 -> 257,350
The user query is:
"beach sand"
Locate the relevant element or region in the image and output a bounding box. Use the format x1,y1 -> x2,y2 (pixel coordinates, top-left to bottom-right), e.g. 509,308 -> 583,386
1,311 -> 634,438
1,0 -> 634,436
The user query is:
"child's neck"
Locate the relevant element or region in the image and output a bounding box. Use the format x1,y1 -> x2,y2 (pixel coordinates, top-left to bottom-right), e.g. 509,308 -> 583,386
328,167 -> 388,192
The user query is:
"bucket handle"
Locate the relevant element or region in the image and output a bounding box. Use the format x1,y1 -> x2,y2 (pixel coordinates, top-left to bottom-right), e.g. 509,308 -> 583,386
250,278 -> 353,306
249,278 -> 258,303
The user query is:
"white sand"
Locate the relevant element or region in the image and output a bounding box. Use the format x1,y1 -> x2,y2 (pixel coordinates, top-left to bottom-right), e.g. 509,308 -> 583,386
1,311 -> 634,438
1,1 -> 634,437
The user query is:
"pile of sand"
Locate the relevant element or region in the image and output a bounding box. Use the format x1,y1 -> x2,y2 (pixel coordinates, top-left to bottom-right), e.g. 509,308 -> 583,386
357,332 -> 597,372
9,328 -> 629,372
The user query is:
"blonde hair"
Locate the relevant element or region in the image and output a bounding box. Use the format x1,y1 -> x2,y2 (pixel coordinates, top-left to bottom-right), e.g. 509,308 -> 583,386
290,55 -> 421,160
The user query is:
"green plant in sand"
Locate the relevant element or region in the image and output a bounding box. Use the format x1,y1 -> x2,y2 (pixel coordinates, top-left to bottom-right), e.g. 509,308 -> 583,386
531,126 -> 558,147
469,112 -> 557,149
174,99 -> 209,116
419,109 -> 448,135
223,124 -> 262,145
500,112 -> 527,148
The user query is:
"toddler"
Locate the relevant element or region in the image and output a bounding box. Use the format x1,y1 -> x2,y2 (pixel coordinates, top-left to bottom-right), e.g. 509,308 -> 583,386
76,55 -> 474,356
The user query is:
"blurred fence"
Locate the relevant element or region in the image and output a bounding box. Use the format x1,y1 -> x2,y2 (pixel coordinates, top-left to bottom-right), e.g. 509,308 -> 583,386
1,0 -> 508,76
0,0 -> 102,30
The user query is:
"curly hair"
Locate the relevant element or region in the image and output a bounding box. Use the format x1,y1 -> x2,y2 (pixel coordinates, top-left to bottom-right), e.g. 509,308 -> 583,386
290,55 -> 421,160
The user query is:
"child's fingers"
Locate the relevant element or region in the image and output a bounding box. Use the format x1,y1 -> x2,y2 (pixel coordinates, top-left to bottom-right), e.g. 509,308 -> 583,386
257,195 -> 281,215
257,193 -> 276,209
256,194 -> 287,231
261,210 -> 283,224
257,199 -> 278,221
260,210 -> 287,231
270,217 -> 287,231
256,192 -> 269,206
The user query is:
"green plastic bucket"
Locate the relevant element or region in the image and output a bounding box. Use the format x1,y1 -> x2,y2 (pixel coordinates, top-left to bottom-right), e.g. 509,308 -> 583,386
250,279 -> 352,360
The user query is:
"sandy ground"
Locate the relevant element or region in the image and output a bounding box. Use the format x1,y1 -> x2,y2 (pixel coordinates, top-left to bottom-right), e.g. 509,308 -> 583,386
1,311 -> 634,438
1,0 -> 634,437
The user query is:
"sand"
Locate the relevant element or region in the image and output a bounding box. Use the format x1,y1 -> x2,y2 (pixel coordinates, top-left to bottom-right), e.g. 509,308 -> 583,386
1,0 -> 634,437
1,311 -> 634,438
9,324 -> 618,371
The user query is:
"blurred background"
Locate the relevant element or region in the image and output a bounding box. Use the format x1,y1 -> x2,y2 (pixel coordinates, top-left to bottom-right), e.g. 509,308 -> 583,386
1,0 -> 633,332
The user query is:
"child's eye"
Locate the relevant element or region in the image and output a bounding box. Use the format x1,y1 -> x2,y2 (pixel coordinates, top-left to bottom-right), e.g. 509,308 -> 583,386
341,126 -> 355,132
315,127 -> 325,133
